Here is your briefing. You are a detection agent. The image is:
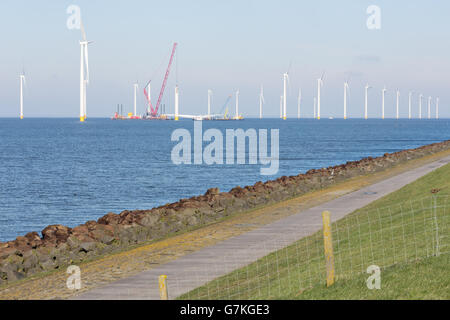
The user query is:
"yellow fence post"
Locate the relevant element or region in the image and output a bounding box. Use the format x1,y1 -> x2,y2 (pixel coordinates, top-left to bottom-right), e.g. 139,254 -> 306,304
159,275 -> 168,300
322,211 -> 335,287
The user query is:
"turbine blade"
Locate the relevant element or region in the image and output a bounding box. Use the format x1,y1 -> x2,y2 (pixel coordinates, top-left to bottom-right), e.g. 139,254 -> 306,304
320,71 -> 325,81
80,20 -> 87,42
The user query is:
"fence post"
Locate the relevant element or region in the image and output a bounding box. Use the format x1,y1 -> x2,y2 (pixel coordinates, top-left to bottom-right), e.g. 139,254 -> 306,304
322,211 -> 335,287
159,275 -> 168,300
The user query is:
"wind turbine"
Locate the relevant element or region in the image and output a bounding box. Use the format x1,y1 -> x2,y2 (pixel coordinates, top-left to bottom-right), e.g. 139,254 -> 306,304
19,71 -> 26,119
364,83 -> 372,120
207,89 -> 212,119
282,72 -> 289,120
174,85 -> 179,120
408,92 -> 413,120
146,83 -> 152,114
133,82 -> 138,117
396,89 -> 400,119
419,94 -> 423,119
381,86 -> 387,119
316,73 -> 324,119
79,21 -> 92,122
428,96 -> 432,119
297,88 -> 302,119
343,81 -> 349,120
259,85 -> 264,119
436,97 -> 439,119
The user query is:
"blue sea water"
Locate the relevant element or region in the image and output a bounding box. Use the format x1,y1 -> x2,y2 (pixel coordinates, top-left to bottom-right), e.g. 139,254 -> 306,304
0,118 -> 449,242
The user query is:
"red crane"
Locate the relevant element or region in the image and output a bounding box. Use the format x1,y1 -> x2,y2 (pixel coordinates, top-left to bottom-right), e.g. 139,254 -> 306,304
144,42 -> 178,118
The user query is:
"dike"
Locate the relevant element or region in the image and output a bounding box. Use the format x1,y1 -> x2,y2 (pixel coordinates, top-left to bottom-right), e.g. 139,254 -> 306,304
1,140 -> 449,285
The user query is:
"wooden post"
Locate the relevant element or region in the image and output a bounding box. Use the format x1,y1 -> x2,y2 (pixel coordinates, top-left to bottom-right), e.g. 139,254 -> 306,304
159,275 -> 168,300
322,211 -> 335,287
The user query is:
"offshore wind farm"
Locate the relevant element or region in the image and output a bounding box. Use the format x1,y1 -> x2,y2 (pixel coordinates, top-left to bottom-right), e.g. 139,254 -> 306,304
14,21 -> 444,122
2,1 -> 450,305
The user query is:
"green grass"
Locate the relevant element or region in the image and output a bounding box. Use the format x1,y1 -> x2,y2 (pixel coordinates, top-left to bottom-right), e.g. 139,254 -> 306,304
179,163 -> 450,300
296,254 -> 449,300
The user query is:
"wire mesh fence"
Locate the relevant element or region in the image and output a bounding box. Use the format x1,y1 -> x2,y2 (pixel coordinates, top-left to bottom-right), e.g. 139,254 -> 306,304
179,195 -> 449,299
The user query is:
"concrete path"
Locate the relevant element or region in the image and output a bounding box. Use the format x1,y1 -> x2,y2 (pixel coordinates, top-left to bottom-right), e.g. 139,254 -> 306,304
74,156 -> 450,300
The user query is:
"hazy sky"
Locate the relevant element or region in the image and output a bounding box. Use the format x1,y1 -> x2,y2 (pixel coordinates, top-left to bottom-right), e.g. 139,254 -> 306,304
1,0 -> 449,118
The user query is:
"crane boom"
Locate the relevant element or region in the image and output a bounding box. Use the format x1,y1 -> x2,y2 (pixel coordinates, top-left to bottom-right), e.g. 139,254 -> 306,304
219,95 -> 232,115
153,42 -> 177,117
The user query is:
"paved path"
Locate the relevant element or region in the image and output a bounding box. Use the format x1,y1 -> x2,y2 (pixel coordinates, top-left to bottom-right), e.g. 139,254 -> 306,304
74,156 -> 450,300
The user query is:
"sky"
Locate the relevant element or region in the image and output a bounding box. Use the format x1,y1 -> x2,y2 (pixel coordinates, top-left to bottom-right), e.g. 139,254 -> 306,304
1,0 -> 449,118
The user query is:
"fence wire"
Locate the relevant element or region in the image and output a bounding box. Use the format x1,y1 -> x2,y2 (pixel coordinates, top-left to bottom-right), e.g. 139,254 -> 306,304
180,195 -> 449,299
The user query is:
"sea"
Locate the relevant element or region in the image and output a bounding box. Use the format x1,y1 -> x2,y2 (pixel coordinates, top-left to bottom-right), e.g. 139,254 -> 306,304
0,118 -> 449,241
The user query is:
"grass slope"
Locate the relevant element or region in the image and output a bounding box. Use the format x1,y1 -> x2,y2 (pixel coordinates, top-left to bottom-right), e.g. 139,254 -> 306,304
180,163 -> 450,300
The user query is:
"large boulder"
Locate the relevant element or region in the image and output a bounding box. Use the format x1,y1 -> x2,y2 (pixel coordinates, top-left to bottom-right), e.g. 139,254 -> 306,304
42,225 -> 72,245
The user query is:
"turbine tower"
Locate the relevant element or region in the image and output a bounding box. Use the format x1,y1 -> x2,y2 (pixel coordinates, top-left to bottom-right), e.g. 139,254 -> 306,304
79,21 -> 92,122
381,86 -> 387,120
396,89 -> 400,119
19,72 -> 25,119
419,94 -> 423,119
133,82 -> 138,117
364,83 -> 371,120
436,97 -> 439,120
174,86 -> 179,120
207,89 -> 212,119
408,92 -> 413,120
344,81 -> 349,120
259,85 -> 264,119
316,73 -> 324,119
283,72 -> 289,120
428,96 -> 432,119
297,88 -> 302,119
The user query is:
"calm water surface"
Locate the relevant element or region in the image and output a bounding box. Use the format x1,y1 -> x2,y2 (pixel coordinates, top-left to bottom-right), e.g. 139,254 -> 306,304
0,118 -> 449,241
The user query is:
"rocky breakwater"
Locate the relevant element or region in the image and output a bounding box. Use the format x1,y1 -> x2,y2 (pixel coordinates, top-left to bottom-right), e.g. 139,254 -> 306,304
1,140 -> 449,285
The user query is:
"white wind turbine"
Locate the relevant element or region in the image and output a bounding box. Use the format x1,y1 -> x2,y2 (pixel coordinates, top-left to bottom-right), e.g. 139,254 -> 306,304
343,81 -> 349,120
428,96 -> 432,119
364,83 -> 372,120
259,85 -> 264,119
297,88 -> 302,119
79,21 -> 92,122
408,91 -> 413,120
436,97 -> 439,119
174,85 -> 179,120
381,86 -> 387,119
19,71 -> 26,119
282,72 -> 290,120
396,89 -> 400,119
208,89 -> 212,119
419,94 -> 423,119
316,73 -> 324,119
